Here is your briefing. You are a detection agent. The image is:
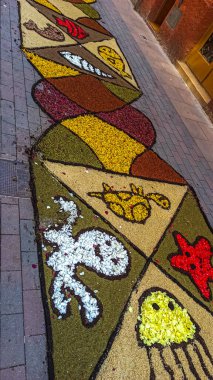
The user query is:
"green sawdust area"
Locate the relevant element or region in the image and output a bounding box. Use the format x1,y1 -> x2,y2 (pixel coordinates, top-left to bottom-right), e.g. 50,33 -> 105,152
32,159 -> 146,380
36,123 -> 103,168
153,190 -> 213,313
103,81 -> 141,103
74,3 -> 100,19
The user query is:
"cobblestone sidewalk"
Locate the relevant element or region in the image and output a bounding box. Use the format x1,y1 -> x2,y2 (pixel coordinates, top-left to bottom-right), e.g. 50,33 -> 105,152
0,0 -> 212,379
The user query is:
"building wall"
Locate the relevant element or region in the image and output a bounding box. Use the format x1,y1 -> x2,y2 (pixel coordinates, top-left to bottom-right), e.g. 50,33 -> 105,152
137,0 -> 213,62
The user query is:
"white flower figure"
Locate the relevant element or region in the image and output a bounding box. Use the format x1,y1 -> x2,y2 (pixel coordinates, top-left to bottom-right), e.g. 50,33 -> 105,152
44,197 -> 130,326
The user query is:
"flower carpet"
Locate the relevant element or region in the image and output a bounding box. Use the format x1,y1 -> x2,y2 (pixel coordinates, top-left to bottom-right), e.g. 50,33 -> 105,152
18,0 -> 213,378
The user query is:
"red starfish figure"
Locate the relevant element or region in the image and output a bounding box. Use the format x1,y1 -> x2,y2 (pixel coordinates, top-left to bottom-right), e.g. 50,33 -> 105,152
169,232 -> 213,300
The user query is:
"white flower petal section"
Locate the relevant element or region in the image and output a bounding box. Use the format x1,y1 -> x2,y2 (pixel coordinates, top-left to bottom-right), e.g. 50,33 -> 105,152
60,51 -> 113,78
44,197 -> 129,324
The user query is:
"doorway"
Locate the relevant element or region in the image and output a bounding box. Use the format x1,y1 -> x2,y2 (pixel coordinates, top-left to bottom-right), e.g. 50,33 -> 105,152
186,24 -> 213,98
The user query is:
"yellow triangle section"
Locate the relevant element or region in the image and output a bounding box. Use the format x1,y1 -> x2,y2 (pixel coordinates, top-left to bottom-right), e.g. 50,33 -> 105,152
20,0 -> 77,49
96,263 -> 213,380
82,38 -> 139,89
43,162 -> 188,257
23,49 -> 81,78
47,0 -> 90,19
62,116 -> 145,174
33,0 -> 61,14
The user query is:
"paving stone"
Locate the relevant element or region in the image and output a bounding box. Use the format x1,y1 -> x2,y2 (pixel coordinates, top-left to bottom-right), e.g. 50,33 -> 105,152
1,99 -> 15,125
25,78 -> 36,93
1,48 -> 12,62
16,128 -> 30,147
19,198 -> 34,220
17,164 -> 31,196
13,82 -> 26,97
20,220 -> 37,252
12,58 -> 25,72
194,139 -> 213,164
13,69 -> 25,85
22,251 -> 40,291
1,70 -> 13,87
29,122 -> 42,139
15,96 -> 27,113
1,134 -> 16,156
0,59 -> 13,75
23,290 -> 45,336
24,67 -> 35,80
0,366 -> 26,380
1,235 -> 21,271
25,335 -> 48,380
15,110 -> 29,130
1,84 -> 14,102
26,91 -> 38,108
1,271 -> 22,314
0,314 -> 25,368
1,204 -> 19,234
1,120 -> 16,135
0,196 -> 18,204
27,107 -> 40,124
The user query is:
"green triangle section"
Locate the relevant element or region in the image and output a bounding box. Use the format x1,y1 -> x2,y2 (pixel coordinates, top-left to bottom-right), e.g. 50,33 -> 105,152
103,81 -> 141,103
43,161 -> 188,257
36,123 -> 103,169
74,3 -> 100,19
32,158 -> 146,380
153,190 -> 213,314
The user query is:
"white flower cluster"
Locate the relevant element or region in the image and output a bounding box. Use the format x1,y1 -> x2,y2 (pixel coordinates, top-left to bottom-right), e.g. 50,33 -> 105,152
60,51 -> 113,78
44,197 -> 129,324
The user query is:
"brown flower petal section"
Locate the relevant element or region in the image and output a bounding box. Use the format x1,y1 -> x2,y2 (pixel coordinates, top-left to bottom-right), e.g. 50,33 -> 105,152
47,74 -> 125,112
130,151 -> 187,184
77,17 -> 112,36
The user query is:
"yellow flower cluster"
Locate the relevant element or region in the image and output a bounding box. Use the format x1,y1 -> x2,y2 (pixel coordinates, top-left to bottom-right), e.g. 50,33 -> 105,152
138,291 -> 196,347
23,50 -> 80,78
33,0 -> 61,13
62,115 -> 145,174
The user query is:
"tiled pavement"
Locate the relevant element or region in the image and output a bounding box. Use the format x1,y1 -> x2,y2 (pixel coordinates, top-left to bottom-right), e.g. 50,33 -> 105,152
0,0 -> 212,378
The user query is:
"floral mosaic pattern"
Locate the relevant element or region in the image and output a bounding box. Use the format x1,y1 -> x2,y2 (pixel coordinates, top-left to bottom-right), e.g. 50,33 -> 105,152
169,233 -> 213,300
18,0 -> 213,378
136,289 -> 213,379
45,197 -> 130,325
88,183 -> 171,224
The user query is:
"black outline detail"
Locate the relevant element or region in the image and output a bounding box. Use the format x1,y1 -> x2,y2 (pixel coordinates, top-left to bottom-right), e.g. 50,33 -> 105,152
38,159 -> 148,259
27,0 -> 108,44
44,197 -> 131,326
98,45 -> 132,79
59,50 -> 114,79
32,86 -> 155,148
29,158 -> 55,380
135,287 -> 213,379
17,0 -> 213,379
22,0 -> 140,93
88,182 -> 171,225
136,287 -> 200,350
172,348 -> 187,380
159,350 -> 175,380
23,19 -> 65,41
168,231 -> 213,301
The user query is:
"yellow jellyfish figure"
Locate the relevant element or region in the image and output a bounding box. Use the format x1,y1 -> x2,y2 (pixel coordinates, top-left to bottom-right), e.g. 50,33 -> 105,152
136,289 -> 213,379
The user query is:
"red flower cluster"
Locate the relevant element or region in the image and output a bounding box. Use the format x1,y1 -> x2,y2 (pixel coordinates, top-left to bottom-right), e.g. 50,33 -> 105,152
169,232 -> 213,300
34,81 -> 86,121
55,17 -> 88,39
